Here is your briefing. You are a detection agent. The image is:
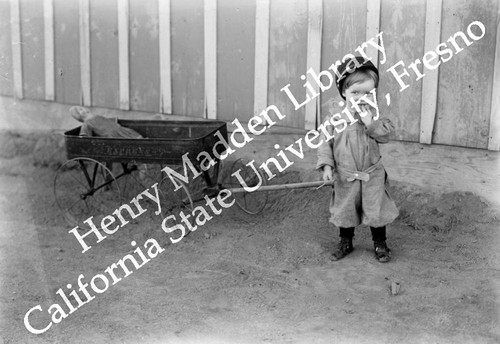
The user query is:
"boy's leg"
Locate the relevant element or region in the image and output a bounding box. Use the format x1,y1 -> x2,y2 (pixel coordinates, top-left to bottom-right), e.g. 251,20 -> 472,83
330,227 -> 355,261
370,226 -> 391,263
370,226 -> 386,242
340,227 -> 355,239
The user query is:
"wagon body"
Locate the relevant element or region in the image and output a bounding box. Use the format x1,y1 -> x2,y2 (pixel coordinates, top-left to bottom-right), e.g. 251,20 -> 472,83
63,119 -> 228,165
57,119 -> 316,222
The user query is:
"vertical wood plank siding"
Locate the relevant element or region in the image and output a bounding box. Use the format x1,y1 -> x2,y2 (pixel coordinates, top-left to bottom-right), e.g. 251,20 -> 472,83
204,0 -> 217,119
217,0 -> 256,123
365,0 -> 381,65
54,0 -> 80,104
171,0 -> 204,117
44,0 -> 55,101
268,0 -> 308,129
11,0 -> 23,99
0,0 -> 13,96
419,0 -> 442,144
118,0 -> 130,110
304,0 -> 322,130
0,0 -> 498,151
253,0 -> 270,117
79,0 -> 91,105
378,0 -> 426,142
89,0 -> 119,108
320,0 -> 366,121
433,0 -> 498,149
488,8 -> 500,151
129,0 -> 160,113
159,0 -> 172,114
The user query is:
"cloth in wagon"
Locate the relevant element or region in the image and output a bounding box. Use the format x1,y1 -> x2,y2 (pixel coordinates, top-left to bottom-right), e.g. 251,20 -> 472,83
70,106 -> 143,139
316,115 -> 399,228
69,106 -> 147,180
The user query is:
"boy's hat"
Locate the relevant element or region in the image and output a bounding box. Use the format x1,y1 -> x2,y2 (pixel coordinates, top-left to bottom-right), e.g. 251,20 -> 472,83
335,56 -> 379,99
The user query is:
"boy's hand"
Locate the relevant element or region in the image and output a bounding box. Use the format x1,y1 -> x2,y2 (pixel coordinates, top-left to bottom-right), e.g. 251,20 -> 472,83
359,104 -> 373,127
322,165 -> 333,181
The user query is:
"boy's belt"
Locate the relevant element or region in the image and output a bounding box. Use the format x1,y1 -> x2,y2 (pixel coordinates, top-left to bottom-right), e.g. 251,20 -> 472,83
336,159 -> 382,182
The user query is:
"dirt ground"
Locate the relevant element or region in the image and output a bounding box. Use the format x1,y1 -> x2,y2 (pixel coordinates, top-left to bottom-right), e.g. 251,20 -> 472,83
0,131 -> 499,344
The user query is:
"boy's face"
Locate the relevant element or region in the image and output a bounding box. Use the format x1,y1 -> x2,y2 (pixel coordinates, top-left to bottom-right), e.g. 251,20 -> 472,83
342,78 -> 376,113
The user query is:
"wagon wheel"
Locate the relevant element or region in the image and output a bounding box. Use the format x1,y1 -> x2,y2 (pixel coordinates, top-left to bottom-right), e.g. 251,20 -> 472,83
117,163 -> 164,202
159,165 -> 210,204
54,158 -> 121,227
228,158 -> 268,214
158,175 -> 194,220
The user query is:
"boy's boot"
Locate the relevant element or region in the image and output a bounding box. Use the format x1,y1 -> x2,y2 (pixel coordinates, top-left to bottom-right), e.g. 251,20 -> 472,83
374,241 -> 391,263
330,227 -> 354,261
371,226 -> 391,263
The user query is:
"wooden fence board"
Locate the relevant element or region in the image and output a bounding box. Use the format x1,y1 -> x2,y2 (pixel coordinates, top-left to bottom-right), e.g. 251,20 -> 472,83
54,0 -> 80,105
171,0 -> 204,117
304,0 -> 322,130
204,0 -> 217,119
129,0 -> 160,113
79,0 -> 91,105
217,0 -> 255,122
118,0 -> 129,110
419,0 -> 442,144
11,0 -> 23,99
320,0 -> 366,120
44,0 -> 55,101
159,0 -> 172,114
20,0 -> 45,100
253,0 -> 269,117
0,0 -> 13,96
433,0 -> 498,149
365,0 -> 380,65
379,0 -> 426,142
89,0 -> 119,108
488,9 -> 500,151
268,0 -> 308,129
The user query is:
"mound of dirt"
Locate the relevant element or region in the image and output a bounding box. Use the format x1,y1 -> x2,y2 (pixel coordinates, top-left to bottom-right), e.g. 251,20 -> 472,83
32,134 -> 66,168
0,130 -> 66,168
0,130 -> 39,158
390,183 -> 494,233
256,170 -> 495,235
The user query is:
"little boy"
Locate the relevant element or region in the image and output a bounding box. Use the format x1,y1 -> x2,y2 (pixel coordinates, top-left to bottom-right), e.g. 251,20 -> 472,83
316,56 -> 399,263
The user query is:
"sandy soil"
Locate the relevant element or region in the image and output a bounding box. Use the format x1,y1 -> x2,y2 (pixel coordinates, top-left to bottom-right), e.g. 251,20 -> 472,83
0,132 -> 499,344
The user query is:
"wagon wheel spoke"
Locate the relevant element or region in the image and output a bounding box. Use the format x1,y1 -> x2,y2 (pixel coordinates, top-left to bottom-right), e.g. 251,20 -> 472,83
66,198 -> 83,213
91,195 -> 107,213
68,170 -> 88,188
116,163 -> 162,202
54,158 -> 122,228
78,160 -> 93,187
91,162 -> 100,188
158,176 -> 193,220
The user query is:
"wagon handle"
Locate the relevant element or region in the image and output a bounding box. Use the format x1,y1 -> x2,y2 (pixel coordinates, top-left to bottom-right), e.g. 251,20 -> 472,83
229,180 -> 334,194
